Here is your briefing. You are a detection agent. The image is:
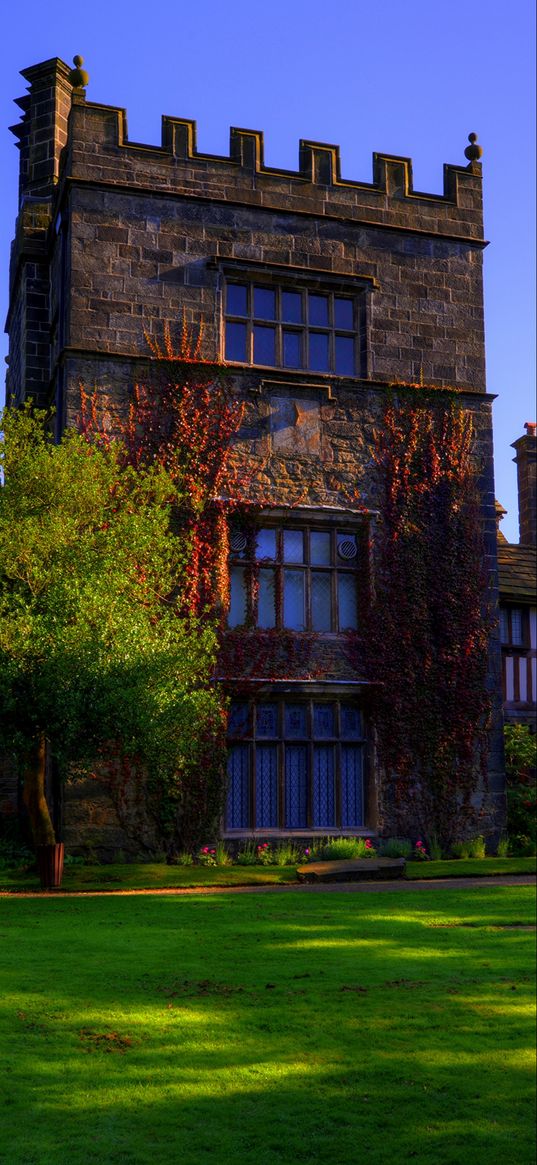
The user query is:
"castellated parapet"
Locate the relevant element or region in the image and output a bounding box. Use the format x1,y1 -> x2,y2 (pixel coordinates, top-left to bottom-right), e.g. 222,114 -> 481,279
62,100 -> 485,240
7,56 -> 487,422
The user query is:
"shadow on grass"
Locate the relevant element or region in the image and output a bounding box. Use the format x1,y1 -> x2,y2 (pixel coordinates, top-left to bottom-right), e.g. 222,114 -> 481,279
1,888 -> 535,1165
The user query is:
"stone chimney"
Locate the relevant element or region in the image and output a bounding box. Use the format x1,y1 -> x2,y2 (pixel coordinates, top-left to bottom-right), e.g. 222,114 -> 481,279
512,423 -> 537,546
6,58 -> 80,407
11,58 -> 74,201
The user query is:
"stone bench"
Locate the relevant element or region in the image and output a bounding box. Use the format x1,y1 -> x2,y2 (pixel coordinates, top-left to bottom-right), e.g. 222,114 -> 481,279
296,857 -> 406,882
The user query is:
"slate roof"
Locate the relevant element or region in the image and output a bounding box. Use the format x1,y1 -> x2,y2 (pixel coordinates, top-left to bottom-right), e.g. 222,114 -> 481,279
498,543 -> 537,602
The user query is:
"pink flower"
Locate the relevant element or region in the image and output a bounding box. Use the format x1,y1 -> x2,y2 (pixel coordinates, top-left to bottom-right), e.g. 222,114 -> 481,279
365,839 -> 372,848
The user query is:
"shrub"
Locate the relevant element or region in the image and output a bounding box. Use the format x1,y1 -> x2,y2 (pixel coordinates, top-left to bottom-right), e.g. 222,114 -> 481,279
451,836 -> 486,860
496,837 -> 509,858
503,724 -> 536,853
273,841 -> 304,866
174,850 -> 194,866
198,846 -> 217,867
426,835 -> 443,861
321,837 -> 377,860
307,840 -> 325,861
0,829 -> 33,871
235,842 -> 258,866
451,841 -> 470,859
215,842 -> 232,866
380,838 -> 412,859
255,843 -> 274,866
509,834 -> 537,857
504,724 -> 537,780
506,780 -> 536,851
467,835 -> 486,859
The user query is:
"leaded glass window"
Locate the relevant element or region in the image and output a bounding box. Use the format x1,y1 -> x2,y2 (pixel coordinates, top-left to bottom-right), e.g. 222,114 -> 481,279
226,698 -> 366,831
227,524 -> 359,632
499,606 -> 526,647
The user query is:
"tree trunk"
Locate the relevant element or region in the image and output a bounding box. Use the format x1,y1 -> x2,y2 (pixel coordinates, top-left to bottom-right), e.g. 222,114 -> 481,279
22,734 -> 56,846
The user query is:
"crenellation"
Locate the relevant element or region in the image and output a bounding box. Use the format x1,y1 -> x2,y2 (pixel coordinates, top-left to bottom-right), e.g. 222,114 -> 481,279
47,95 -> 486,240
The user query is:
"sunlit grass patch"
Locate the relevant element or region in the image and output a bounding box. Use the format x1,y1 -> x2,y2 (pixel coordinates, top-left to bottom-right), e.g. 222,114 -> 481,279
0,886 -> 535,1165
405,856 -> 536,879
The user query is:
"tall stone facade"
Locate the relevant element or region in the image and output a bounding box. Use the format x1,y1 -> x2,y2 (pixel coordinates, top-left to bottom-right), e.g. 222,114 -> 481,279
5,57 -> 505,853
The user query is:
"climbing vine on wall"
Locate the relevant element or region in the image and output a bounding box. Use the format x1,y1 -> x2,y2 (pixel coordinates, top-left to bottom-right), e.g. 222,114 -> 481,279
76,320 -> 250,851
79,318 -> 246,619
364,390 -> 494,847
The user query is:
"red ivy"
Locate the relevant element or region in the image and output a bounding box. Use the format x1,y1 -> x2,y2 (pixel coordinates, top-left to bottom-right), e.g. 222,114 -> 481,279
78,319 -> 247,619
364,396 -> 494,846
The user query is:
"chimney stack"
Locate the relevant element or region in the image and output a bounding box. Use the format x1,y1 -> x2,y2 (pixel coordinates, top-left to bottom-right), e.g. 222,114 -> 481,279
6,58 -> 77,406
512,423 -> 537,546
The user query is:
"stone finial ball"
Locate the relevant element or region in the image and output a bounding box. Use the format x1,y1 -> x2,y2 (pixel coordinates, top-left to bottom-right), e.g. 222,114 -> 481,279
69,55 -> 89,89
464,132 -> 483,162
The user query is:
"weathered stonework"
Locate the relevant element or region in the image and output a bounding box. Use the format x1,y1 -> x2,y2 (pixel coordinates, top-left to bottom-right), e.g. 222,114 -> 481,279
5,58 -> 505,855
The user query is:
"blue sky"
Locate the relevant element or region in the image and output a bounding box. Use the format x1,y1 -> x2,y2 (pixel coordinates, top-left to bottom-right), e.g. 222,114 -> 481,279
1,0 -> 535,540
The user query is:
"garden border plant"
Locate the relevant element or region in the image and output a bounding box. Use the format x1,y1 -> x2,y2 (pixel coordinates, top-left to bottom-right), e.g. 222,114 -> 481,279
503,723 -> 537,855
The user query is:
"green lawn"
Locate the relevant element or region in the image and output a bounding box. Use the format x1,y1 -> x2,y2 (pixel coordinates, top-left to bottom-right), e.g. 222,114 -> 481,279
0,886 -> 535,1165
0,855 -> 535,894
0,861 -> 299,894
404,856 -> 536,879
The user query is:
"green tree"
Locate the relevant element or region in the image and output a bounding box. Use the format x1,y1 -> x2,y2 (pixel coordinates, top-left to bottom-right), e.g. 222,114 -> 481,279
0,406 -> 226,854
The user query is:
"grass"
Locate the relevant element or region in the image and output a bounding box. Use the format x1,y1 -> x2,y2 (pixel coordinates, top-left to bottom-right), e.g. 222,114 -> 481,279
0,856 -> 534,895
404,857 -> 536,880
0,862 -> 299,894
0,885 -> 535,1165
0,854 -> 535,895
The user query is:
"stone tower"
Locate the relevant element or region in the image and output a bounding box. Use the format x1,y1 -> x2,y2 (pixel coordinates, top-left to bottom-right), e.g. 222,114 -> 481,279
5,58 -> 506,852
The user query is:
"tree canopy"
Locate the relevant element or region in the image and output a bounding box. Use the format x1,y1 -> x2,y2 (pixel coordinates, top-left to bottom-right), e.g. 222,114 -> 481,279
0,406 -> 225,852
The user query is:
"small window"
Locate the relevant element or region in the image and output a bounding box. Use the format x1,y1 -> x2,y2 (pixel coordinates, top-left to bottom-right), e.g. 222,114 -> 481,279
500,606 -> 526,647
511,609 -> 523,646
224,282 -> 357,375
